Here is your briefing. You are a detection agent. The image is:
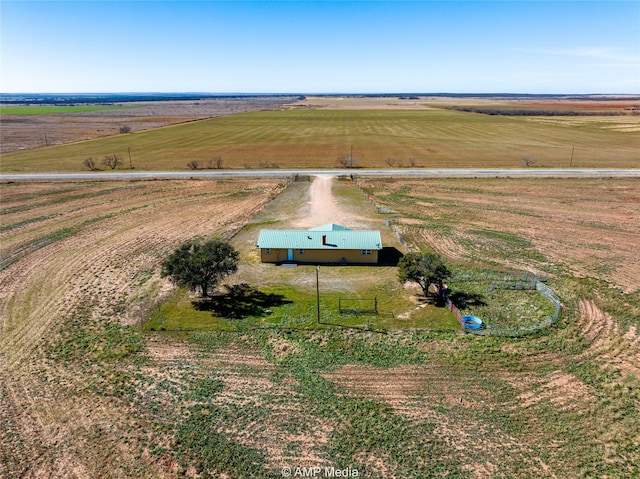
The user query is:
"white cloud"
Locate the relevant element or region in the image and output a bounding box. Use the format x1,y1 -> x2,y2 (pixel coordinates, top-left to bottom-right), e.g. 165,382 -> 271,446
519,47 -> 639,65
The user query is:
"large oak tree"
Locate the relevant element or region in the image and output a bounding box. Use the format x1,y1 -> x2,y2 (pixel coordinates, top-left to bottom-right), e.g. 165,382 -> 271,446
398,252 -> 451,300
161,238 -> 239,297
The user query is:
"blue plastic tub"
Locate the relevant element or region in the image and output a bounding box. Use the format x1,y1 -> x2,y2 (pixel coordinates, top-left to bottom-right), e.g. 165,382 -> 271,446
462,315 -> 485,330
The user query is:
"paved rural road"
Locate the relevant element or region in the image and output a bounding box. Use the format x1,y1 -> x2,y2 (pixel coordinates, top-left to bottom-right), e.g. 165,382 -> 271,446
1,168 -> 639,181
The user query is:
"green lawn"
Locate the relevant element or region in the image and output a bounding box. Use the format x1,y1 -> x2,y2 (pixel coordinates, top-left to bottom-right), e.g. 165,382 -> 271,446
144,278 -> 460,333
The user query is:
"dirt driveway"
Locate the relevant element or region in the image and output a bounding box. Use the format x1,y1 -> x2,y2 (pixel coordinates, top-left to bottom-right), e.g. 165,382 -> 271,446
291,175 -> 362,228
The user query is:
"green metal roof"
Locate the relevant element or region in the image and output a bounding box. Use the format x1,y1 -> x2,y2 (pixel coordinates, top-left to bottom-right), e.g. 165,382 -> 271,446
309,223 -> 353,232
257,227 -> 382,250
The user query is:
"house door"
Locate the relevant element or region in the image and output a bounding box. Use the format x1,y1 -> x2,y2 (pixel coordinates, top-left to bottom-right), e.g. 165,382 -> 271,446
287,249 -> 294,261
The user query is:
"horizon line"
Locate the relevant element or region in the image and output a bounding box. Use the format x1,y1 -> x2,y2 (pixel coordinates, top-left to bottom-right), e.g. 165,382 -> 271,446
2,91 -> 639,98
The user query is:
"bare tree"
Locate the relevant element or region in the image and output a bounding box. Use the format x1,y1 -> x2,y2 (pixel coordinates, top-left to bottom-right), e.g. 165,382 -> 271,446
522,156 -> 538,167
409,158 -> 418,167
119,125 -> 132,134
102,154 -> 123,170
385,158 -> 396,167
187,160 -> 202,170
337,156 -> 356,168
204,157 -> 223,169
83,157 -> 98,171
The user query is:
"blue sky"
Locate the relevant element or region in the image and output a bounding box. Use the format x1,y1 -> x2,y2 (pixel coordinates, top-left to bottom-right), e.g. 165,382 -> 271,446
1,1 -> 638,94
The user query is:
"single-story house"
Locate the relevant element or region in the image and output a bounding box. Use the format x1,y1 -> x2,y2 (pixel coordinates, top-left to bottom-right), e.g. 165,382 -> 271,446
257,224 -> 382,264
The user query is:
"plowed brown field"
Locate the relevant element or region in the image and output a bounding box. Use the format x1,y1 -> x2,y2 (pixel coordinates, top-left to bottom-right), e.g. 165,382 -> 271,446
0,178 -> 286,477
360,177 -> 640,293
2,175 -> 639,478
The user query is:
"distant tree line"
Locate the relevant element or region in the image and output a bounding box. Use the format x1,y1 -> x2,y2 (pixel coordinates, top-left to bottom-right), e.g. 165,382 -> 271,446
446,106 -> 626,117
0,93 -> 304,105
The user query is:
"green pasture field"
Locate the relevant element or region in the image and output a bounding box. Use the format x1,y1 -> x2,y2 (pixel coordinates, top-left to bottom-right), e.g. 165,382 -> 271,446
1,108 -> 638,172
0,105 -> 134,115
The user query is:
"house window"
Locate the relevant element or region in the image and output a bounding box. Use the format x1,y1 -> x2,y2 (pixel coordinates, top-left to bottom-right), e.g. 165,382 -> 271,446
265,248 -> 272,254
298,249 -> 305,255
361,249 -> 372,255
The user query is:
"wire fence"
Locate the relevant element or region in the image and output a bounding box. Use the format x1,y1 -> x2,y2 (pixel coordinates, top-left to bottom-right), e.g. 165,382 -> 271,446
464,275 -> 562,337
338,297 -> 378,315
445,297 -> 464,328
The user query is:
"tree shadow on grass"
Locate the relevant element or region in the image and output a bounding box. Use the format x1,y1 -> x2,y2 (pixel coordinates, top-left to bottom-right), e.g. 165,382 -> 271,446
193,283 -> 292,320
418,292 -> 448,308
448,292 -> 487,310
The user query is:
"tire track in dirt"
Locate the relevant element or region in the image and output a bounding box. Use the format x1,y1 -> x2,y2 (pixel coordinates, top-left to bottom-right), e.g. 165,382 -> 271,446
2,188 -> 280,366
403,225 -> 469,262
577,299 -> 640,380
362,178 -> 640,293
322,363 -> 556,478
207,347 -> 333,470
505,369 -> 595,412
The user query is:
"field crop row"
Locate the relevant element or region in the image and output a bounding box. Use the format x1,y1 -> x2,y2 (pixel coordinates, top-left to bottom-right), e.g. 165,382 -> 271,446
2,108 -> 638,172
355,175 -> 640,474
361,177 -> 640,297
0,178 -> 287,477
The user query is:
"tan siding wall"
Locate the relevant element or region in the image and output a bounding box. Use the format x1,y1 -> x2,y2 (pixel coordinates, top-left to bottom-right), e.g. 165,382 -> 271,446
260,248 -> 378,264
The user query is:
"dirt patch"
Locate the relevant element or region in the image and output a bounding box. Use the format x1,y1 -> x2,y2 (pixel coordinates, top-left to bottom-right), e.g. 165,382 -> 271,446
322,364 -> 428,415
202,345 -> 331,470
403,225 -> 470,263
511,370 -> 595,412
268,337 -> 302,360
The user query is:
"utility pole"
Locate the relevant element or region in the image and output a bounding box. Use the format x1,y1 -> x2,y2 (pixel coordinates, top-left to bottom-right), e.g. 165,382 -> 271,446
569,146 -> 575,167
316,265 -> 321,324
128,147 -> 133,169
